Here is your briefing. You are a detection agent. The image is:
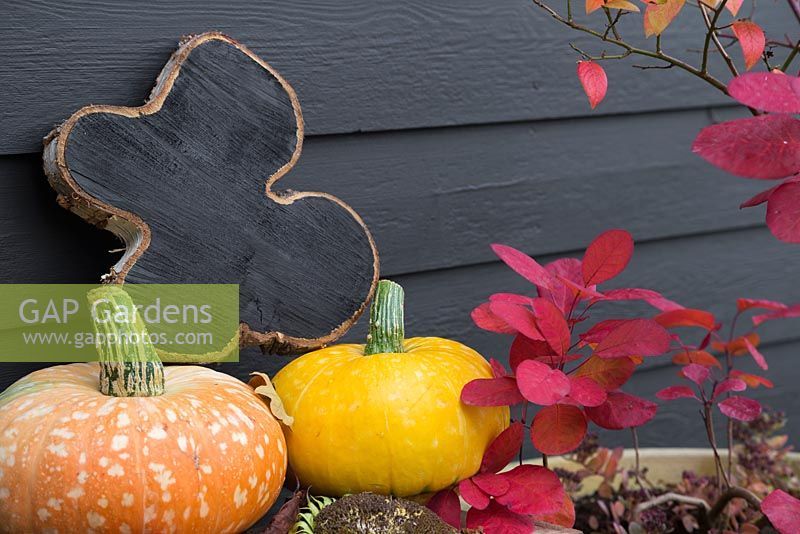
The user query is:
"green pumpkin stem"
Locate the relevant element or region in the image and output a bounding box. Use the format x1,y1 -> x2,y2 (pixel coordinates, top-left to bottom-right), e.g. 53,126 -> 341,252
88,286 -> 165,397
364,280 -> 405,355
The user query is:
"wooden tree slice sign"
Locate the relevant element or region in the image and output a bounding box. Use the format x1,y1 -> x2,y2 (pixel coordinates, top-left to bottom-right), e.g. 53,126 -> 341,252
43,32 -> 378,354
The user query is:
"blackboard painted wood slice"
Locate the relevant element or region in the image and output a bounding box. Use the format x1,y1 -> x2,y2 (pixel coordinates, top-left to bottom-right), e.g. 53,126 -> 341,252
43,32 -> 379,354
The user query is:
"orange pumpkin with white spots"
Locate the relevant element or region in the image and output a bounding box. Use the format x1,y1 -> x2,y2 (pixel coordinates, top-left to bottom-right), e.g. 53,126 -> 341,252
0,287 -> 286,533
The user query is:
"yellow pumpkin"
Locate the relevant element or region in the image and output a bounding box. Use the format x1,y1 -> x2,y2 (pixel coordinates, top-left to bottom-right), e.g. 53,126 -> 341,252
273,280 -> 509,497
0,287 -> 286,533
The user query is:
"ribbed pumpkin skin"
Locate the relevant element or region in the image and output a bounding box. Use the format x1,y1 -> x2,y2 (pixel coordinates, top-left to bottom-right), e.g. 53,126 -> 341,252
0,363 -> 286,534
273,337 -> 509,497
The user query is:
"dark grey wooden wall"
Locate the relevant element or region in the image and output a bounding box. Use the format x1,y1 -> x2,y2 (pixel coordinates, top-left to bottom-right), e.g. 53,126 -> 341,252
3,0 -> 800,454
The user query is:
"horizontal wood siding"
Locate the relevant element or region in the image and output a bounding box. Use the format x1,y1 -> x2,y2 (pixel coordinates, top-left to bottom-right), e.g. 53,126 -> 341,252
1,0 -> 797,153
1,1 -> 798,451
0,109 -> 771,278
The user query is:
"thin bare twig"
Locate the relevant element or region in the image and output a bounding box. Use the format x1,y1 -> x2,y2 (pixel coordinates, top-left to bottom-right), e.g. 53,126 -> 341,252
630,428 -> 651,497
782,39 -> 800,71
530,0 -> 730,94
788,0 -> 800,25
570,42 -> 632,60
719,33 -> 797,49
700,0 -> 739,77
633,63 -> 675,69
603,7 -> 622,40
703,405 -> 731,488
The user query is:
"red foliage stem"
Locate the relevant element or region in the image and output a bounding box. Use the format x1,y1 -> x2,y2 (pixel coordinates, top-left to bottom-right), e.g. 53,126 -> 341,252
703,403 -> 732,488
725,310 -> 741,484
630,427 -> 651,497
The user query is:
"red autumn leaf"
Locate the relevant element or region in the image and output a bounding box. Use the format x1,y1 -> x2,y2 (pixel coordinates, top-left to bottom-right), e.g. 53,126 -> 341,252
698,331 -> 712,351
481,421 -> 525,474
568,376 -> 608,407
681,363 -> 710,385
510,334 -> 559,371
263,490 -> 305,534
597,288 -> 661,304
655,308 -> 716,330
603,447 -> 624,479
489,292 -> 536,305
594,318 -> 672,358
728,72 -> 800,113
426,488 -> 461,529
577,61 -> 607,110
517,360 -> 571,406
604,0 -> 640,10
491,244 -> 554,289
573,355 -> 636,390
743,336 -> 769,370
644,0 -> 685,37
489,358 -> 507,378
582,229 -> 634,286
656,385 -> 698,400
496,465 -> 565,515
718,396 -> 762,421
753,304 -> 800,326
761,489 -> 800,534
489,301 -> 544,341
671,350 -> 722,368
741,175 -> 800,210
557,275 -> 606,299
531,403 -> 588,454
462,377 -> 525,406
600,287 -> 683,312
646,294 -> 685,311
711,332 -> 760,356
537,492 -> 577,528
531,298 -> 571,355
472,302 -> 515,334
472,472 -> 510,497
767,180 -> 800,243
730,369 -> 774,388
741,184 -> 780,208
539,258 -> 585,313
459,477 -> 489,510
466,501 -> 535,534
580,319 -> 628,345
732,21 -> 765,71
585,391 -> 658,429
713,378 -> 747,399
737,298 -> 788,313
693,114 -> 800,179
726,0 -> 744,16
586,0 -> 605,13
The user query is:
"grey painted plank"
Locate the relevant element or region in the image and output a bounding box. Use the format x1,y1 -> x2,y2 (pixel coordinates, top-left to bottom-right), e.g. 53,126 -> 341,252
4,225 -> 797,393
289,107 -> 767,275
2,0 -> 796,154
0,108 -> 771,282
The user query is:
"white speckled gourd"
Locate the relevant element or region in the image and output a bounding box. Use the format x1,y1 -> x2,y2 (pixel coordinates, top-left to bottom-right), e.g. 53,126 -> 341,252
0,286 -> 287,533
